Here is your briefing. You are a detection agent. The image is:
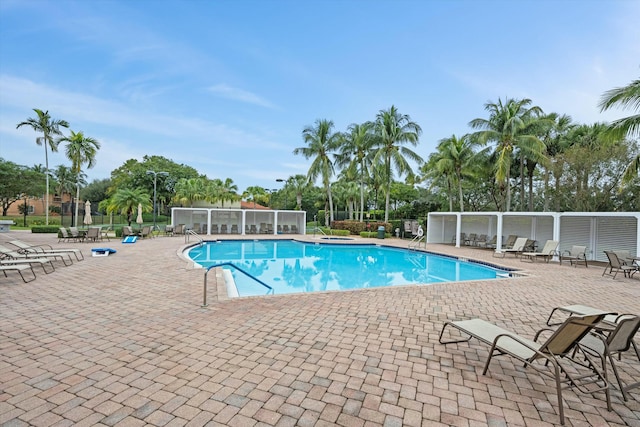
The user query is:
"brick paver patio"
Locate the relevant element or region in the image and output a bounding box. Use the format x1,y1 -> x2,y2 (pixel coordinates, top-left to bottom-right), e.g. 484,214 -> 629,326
1,231 -> 639,426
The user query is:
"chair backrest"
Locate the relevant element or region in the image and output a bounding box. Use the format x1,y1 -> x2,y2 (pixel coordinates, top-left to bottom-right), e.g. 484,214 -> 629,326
69,226 -> 80,236
604,250 -> 624,268
607,315 -> 640,353
0,245 -> 21,258
510,237 -> 528,250
540,314 -> 605,357
540,240 -> 559,254
504,235 -> 518,248
86,227 -> 100,238
9,240 -> 30,250
570,245 -> 587,256
614,250 -> 631,263
59,227 -> 69,237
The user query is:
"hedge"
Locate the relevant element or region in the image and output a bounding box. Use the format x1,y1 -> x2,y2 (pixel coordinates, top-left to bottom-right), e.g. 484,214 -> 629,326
31,226 -> 60,234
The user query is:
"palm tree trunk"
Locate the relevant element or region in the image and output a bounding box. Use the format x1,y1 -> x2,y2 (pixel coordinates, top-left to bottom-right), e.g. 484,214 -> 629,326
359,181 -> 365,222
456,170 -> 464,212
44,141 -> 49,225
74,182 -> 80,227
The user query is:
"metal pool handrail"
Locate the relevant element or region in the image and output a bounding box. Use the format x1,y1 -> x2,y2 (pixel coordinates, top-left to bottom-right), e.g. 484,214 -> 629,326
202,262 -> 273,307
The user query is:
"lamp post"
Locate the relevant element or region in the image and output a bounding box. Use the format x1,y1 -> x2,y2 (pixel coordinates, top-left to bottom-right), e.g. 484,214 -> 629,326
276,178 -> 287,210
147,170 -> 169,230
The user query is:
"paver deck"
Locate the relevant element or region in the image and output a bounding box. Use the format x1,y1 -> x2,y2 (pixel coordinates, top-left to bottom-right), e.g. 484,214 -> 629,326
1,230 -> 639,426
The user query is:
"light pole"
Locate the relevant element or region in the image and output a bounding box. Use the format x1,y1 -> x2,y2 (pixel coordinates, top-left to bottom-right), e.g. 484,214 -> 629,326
147,170 -> 169,230
276,178 -> 287,209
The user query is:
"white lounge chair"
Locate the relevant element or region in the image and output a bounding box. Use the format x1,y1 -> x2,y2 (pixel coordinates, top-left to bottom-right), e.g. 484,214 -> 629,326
521,240 -> 559,263
493,237 -> 528,258
0,263 -> 36,283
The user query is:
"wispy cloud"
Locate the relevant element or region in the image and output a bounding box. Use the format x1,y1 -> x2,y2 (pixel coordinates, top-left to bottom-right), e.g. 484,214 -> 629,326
207,84 -> 277,109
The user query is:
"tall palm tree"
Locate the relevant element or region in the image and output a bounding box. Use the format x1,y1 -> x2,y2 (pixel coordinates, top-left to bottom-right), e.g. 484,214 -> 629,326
173,178 -> 205,207
58,130 -> 101,226
243,186 -> 266,208
421,150 -> 455,211
599,77 -> 640,184
373,106 -> 423,222
16,109 -> 69,225
287,174 -> 310,210
219,178 -> 239,207
336,121 -> 376,221
107,188 -> 151,226
52,165 -> 75,225
294,119 -> 340,225
433,134 -> 477,212
469,98 -> 544,211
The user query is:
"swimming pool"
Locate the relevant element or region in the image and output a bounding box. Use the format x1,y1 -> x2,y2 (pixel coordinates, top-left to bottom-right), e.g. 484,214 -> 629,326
188,240 -> 512,297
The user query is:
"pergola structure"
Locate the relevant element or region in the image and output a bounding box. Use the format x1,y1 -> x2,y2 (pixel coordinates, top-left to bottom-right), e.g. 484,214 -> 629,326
426,211 -> 640,262
171,208 -> 306,236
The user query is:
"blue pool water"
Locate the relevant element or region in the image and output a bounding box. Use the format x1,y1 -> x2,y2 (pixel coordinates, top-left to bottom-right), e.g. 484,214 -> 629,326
188,240 -> 511,297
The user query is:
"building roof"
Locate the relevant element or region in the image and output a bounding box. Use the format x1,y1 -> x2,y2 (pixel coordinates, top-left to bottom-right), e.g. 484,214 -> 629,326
240,201 -> 270,210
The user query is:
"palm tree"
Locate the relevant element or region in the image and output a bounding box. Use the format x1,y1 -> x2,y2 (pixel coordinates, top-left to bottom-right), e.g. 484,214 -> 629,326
58,131 -> 101,226
599,77 -> 640,185
373,106 -> 423,222
107,188 -> 151,226
287,174 -> 310,210
173,178 -> 205,207
336,121 -> 376,221
294,119 -> 340,225
219,178 -> 239,207
52,165 -> 75,225
433,134 -> 477,212
16,109 -> 69,225
421,150 -> 455,211
469,98 -> 545,211
243,186 -> 266,208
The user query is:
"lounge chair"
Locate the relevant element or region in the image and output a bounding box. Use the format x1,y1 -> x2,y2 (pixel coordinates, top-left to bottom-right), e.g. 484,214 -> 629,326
231,224 -> 239,234
560,245 -> 588,268
0,249 -> 56,274
282,225 -> 290,234
439,314 -> 611,425
493,237 -> 528,258
220,224 -> 228,234
8,240 -> 82,263
0,263 -> 37,283
503,234 -> 518,249
479,235 -> 497,249
100,226 -> 112,241
211,224 -> 219,234
266,224 -> 273,234
464,233 -> 477,246
603,250 -> 637,279
475,234 -> 487,247
291,224 -> 298,234
58,227 -> 74,243
249,224 -> 258,234
521,240 -> 559,263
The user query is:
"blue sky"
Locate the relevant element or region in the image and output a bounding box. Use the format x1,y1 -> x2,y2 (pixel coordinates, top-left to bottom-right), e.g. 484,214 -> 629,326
1,0 -> 638,194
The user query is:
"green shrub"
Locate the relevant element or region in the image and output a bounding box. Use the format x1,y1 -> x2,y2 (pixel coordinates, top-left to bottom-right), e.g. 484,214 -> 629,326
31,226 -> 60,234
360,231 -> 391,238
330,220 -> 366,235
115,227 -> 124,237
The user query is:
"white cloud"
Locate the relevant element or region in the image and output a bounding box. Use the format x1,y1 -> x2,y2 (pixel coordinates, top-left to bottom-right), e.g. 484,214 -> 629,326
207,84 -> 277,109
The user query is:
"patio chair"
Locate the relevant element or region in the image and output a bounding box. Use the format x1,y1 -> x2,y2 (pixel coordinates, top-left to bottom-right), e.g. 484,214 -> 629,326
560,245 -> 588,268
139,225 -> 152,239
493,237 -> 528,258
8,240 -> 83,263
249,224 -> 258,234
100,226 -> 112,241
439,314 -> 611,425
0,263 -> 37,283
220,224 -> 228,234
521,240 -> 559,263
480,235 -> 497,249
464,233 -> 477,246
69,226 -> 85,242
266,223 -> 274,234
174,224 -> 185,235
231,224 -> 239,234
475,234 -> 488,247
282,225 -> 290,234
577,315 -> 640,401
291,224 -> 298,234
211,224 -> 219,234
85,227 -> 100,242
58,227 -> 74,243
603,250 -> 637,279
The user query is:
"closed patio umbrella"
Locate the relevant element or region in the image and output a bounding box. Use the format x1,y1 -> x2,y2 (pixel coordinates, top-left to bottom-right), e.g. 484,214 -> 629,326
83,200 -> 92,226
136,203 -> 144,225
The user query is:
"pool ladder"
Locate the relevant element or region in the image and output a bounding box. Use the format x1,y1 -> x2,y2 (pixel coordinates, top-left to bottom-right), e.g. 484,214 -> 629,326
202,262 -> 273,307
185,229 -> 204,245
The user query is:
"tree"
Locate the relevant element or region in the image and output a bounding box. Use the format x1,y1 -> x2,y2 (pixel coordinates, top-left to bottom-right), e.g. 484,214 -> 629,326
294,119 -> 340,225
58,131 -> 101,226
219,178 -> 239,207
336,121 -> 376,221
599,77 -> 640,185
106,188 -> 151,226
0,160 -> 43,216
287,174 -> 310,210
432,134 -> 477,212
373,106 -> 423,222
243,186 -> 266,208
173,178 -> 206,207
16,109 -> 69,225
81,178 -> 112,210
469,98 -> 544,211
